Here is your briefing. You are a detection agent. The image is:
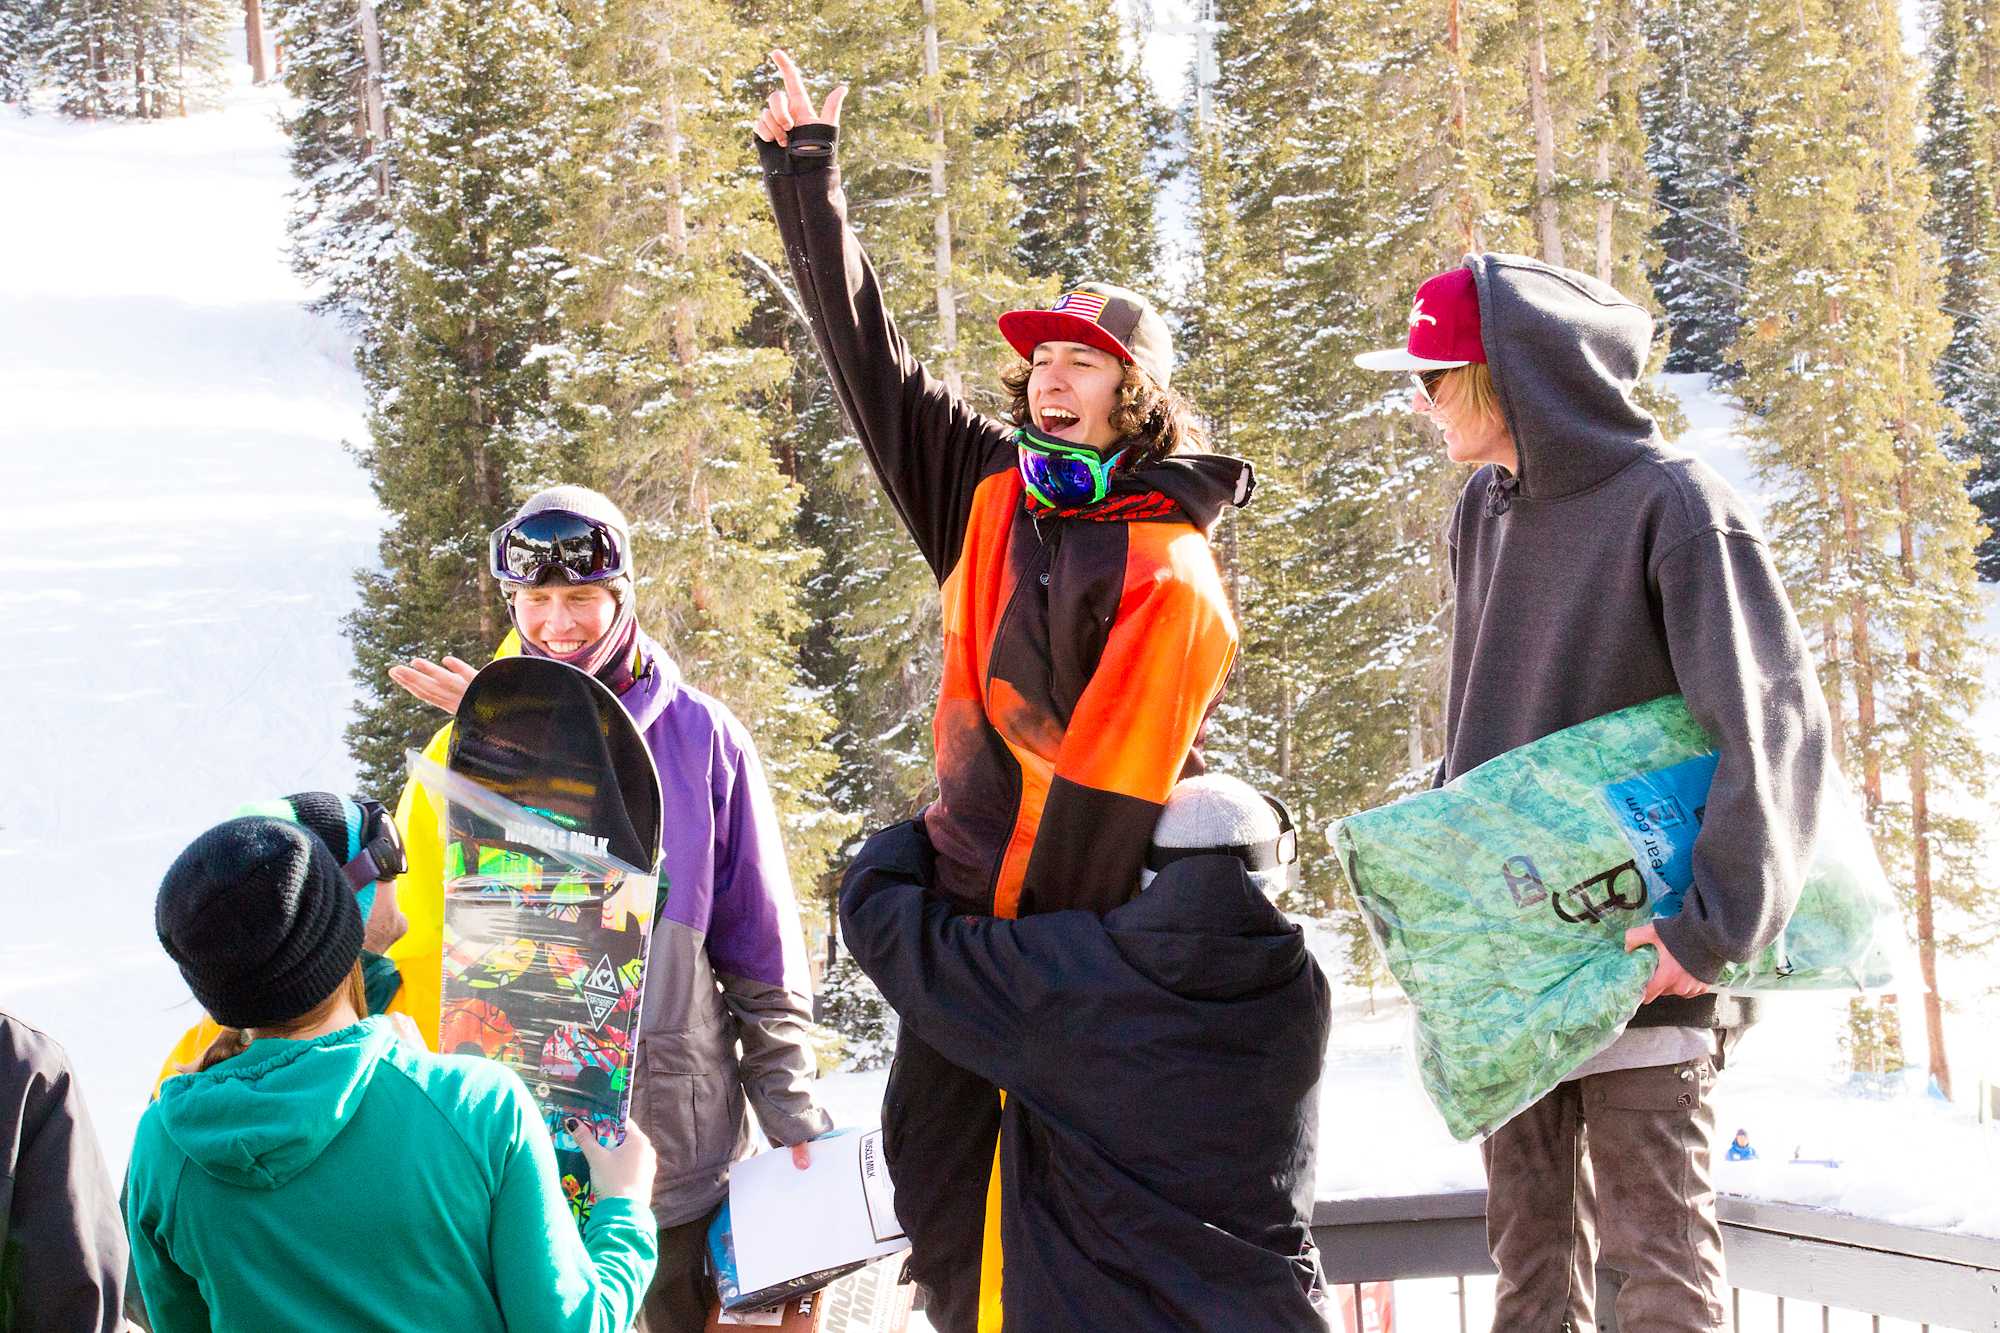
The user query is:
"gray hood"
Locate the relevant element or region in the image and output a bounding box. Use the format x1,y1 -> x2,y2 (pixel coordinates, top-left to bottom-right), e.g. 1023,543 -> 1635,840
1468,253 -> 1659,502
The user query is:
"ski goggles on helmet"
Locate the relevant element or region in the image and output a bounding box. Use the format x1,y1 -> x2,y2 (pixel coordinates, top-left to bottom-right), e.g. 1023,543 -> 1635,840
343,798 -> 408,891
489,510 -> 629,587
1015,424 -> 1127,508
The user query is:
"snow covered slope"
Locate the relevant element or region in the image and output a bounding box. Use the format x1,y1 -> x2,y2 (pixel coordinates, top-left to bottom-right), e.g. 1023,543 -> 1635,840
0,78 -> 378,1169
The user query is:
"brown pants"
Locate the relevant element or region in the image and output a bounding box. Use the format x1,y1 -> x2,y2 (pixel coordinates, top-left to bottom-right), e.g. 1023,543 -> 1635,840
634,1204 -> 721,1333
1481,1057 -> 1726,1333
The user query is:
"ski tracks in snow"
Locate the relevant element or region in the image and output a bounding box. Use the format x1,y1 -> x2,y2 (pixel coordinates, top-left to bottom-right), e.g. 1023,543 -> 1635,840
0,78 -> 379,1167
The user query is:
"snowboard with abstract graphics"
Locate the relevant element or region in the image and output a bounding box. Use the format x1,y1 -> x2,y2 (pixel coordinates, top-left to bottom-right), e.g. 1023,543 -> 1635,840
422,655 -> 662,1228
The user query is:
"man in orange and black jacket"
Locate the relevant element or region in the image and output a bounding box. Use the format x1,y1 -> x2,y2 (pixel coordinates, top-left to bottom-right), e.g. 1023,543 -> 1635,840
757,51 -> 1252,1332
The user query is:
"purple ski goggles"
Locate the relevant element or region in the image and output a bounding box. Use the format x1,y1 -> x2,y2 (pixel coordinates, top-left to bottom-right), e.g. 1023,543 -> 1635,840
489,510 -> 629,588
1015,424 -> 1127,508
343,798 -> 407,891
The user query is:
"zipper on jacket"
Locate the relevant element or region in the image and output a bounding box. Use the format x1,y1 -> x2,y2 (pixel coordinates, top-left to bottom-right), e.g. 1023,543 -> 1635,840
980,510 -> 1059,907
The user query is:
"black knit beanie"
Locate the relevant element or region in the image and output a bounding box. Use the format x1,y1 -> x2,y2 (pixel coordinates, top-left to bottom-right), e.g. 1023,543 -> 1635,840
156,816 -> 364,1029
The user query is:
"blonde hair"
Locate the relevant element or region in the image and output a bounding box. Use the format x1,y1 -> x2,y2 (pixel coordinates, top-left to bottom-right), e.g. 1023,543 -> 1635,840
1434,363 -> 1505,431
194,962 -> 368,1073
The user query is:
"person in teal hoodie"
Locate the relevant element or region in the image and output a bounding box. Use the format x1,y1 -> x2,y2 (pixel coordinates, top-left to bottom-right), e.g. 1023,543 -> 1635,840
125,815 -> 659,1333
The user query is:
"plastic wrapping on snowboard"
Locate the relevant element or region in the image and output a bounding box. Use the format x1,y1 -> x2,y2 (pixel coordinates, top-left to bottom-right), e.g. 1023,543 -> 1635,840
1330,694 -> 1908,1141
407,656 -> 665,1226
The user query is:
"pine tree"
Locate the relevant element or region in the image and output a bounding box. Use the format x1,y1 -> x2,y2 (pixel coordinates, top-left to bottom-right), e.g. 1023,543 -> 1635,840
39,0 -> 130,117
267,0 -> 404,323
550,0 -> 850,910
1854,0 -> 1989,1099
32,0 -> 230,117
0,2 -> 36,104
1642,0 -> 1752,375
1932,0 -> 2000,576
149,0 -> 230,115
1734,0 -> 1992,1088
1008,0 -> 1166,290
1189,0 -> 1519,957
343,0 -> 586,792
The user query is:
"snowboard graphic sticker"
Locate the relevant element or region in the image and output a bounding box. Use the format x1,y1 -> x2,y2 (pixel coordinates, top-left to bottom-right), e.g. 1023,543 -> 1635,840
411,655 -> 663,1227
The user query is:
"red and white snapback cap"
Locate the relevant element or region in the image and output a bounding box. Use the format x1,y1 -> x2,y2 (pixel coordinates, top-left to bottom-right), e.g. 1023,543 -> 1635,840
999,283 -> 1174,389
1355,266 -> 1486,371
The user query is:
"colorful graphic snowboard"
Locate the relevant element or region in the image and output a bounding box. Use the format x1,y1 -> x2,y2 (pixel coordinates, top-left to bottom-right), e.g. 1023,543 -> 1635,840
414,656 -> 662,1227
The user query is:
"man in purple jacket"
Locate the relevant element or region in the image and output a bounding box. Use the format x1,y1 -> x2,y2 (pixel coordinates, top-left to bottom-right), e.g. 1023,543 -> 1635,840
390,485 -> 831,1333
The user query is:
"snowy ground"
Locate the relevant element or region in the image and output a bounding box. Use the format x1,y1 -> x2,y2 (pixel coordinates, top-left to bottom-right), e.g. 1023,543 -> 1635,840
3,49 -> 1998,1333
0,76 -> 379,1165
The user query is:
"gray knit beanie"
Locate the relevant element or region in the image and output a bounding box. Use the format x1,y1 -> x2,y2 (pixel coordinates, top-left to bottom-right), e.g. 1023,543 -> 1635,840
1143,774 -> 1295,898
1153,774 -> 1280,850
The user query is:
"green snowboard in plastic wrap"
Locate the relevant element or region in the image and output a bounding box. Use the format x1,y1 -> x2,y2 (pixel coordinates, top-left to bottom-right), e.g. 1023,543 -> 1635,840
1331,695 -> 1904,1141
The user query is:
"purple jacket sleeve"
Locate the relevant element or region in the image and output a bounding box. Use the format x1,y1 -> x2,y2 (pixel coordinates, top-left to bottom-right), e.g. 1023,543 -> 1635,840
707,722 -> 833,1148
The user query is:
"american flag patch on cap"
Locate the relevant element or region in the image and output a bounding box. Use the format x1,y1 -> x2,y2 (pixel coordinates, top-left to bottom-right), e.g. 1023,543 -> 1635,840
1050,290 -> 1108,322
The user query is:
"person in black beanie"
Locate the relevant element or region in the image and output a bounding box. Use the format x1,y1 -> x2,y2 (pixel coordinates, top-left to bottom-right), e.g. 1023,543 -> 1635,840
156,816 -> 367,1033
152,794 -> 413,1094
126,815 -> 662,1333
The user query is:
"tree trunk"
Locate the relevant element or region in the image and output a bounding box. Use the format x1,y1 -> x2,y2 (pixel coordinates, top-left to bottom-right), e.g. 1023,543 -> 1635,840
1277,658 -> 1293,783
922,0 -> 962,397
1818,606 -> 1847,769
1448,0 -> 1480,251
1523,0 -> 1566,267
356,0 -> 391,197
660,59 -> 693,368
1593,7 -> 1614,283
470,357 -> 500,646
1897,468 -> 1954,1098
244,0 -> 268,84
1837,461 -> 1883,813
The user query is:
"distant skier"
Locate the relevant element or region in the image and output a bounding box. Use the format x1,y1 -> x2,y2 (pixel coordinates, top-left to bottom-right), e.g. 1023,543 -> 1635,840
755,49 -> 1252,1332
386,485 -> 829,1332
839,776 -> 1329,1331
1356,258 -> 1832,1332
126,815 -> 659,1332
1726,1129 -> 1758,1162
0,1010 -> 129,1333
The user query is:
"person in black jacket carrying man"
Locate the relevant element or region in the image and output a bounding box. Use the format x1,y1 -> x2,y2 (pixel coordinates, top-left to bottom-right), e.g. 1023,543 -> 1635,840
839,775 -> 1330,1333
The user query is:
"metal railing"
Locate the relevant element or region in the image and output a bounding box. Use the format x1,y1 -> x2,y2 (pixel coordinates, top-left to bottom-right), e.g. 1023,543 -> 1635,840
1311,1191 -> 2000,1332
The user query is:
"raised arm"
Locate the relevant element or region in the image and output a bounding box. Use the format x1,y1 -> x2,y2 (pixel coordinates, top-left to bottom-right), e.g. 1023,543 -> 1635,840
755,49 -> 1015,581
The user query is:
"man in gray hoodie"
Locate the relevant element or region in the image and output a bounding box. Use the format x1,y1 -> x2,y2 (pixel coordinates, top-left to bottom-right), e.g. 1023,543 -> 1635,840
1358,257 -> 1832,1332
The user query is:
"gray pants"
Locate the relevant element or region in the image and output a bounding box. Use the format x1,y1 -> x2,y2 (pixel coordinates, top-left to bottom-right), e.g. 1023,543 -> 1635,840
1481,1056 -> 1726,1332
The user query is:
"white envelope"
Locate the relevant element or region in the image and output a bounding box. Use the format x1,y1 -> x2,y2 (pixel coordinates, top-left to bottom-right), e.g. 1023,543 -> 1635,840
727,1127 -> 910,1303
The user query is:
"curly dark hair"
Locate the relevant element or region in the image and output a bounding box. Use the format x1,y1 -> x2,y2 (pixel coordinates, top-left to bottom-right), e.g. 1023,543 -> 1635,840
998,357 -> 1210,469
